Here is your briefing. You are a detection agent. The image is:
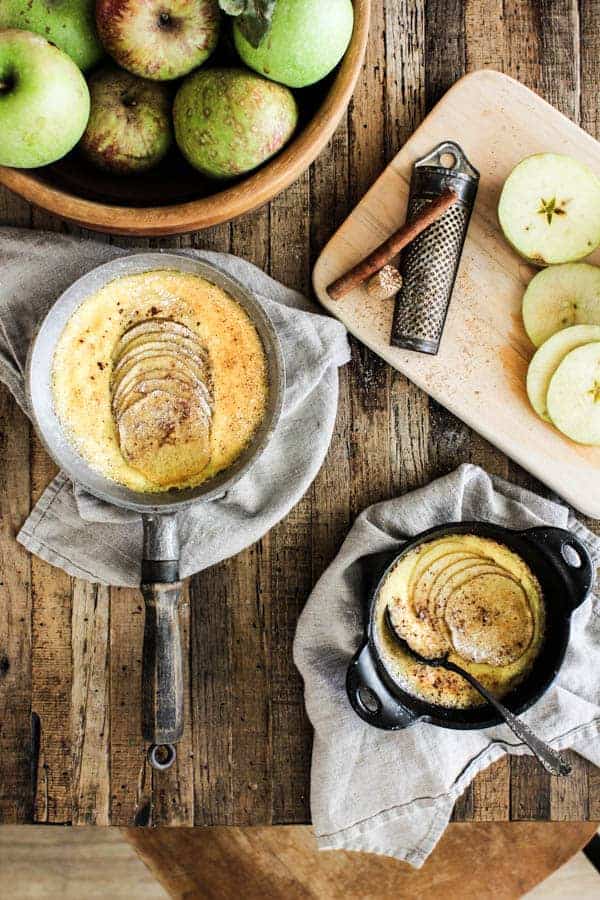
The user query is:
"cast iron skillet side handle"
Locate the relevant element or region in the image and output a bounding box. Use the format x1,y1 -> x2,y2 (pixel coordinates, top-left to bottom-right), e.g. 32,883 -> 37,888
347,644 -> 418,730
523,526 -> 594,611
141,514 -> 183,771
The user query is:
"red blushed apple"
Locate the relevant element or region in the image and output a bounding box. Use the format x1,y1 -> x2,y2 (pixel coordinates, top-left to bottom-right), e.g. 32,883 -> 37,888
96,0 -> 220,81
80,67 -> 172,174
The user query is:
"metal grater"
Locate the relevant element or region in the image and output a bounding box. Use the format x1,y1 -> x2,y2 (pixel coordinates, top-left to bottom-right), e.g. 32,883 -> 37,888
390,141 -> 479,355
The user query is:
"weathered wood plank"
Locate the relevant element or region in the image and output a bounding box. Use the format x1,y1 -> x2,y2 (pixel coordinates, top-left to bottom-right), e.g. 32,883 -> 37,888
190,224 -> 232,254
581,0 -> 600,142
0,389 -> 32,823
229,209 -> 274,825
268,172 -> 313,824
0,186 -> 31,227
230,542 -> 273,826
309,106 -> 352,592
109,587 -> 150,825
29,436 -> 73,824
191,558 -> 234,825
71,581 -> 110,825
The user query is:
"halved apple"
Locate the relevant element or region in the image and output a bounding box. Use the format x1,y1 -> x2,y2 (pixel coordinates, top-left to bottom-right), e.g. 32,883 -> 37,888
498,153 -> 600,265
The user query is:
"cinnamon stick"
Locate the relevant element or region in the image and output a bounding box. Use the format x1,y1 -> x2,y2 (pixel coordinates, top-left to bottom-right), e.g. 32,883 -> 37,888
326,188 -> 458,301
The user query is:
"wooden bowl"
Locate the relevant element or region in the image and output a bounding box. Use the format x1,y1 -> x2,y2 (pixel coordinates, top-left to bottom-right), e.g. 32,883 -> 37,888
0,1 -> 370,236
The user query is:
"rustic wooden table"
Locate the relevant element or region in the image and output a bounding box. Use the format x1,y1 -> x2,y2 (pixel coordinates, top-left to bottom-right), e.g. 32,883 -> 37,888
1,0 -> 599,827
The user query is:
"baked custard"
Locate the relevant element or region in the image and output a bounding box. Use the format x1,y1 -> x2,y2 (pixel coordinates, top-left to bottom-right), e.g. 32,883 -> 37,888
374,534 -> 545,708
52,270 -> 269,492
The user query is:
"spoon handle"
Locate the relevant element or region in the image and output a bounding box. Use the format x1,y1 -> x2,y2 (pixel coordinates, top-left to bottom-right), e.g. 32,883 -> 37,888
445,661 -> 572,777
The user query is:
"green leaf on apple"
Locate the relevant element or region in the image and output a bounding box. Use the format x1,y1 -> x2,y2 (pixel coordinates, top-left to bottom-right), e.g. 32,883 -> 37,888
219,0 -> 277,48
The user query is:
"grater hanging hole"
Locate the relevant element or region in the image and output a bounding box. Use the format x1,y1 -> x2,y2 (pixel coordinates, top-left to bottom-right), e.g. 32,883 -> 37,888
440,151 -> 457,169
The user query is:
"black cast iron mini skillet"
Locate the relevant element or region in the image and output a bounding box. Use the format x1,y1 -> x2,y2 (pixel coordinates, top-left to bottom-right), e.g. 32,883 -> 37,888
347,521 -> 594,731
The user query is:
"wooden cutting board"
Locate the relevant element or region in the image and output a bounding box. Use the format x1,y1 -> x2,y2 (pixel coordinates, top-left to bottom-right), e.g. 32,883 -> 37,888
313,69 -> 600,519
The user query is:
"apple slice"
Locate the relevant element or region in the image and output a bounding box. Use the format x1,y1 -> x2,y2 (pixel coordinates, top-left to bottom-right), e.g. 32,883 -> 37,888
547,342 -> 600,444
116,378 -> 212,422
117,391 -> 212,486
526,324 -> 600,421
431,563 -> 502,627
522,263 -> 600,347
112,365 -> 204,414
112,347 -> 211,393
445,573 -> 533,666
498,153 -> 600,265
411,551 -> 474,616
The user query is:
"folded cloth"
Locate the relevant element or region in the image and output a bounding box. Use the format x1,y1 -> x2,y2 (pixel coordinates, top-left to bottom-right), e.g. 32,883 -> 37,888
0,228 -> 350,585
294,463 -> 600,868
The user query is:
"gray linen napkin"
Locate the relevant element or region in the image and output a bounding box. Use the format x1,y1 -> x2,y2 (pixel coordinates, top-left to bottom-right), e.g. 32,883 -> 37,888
294,463 -> 600,868
0,228 -> 350,585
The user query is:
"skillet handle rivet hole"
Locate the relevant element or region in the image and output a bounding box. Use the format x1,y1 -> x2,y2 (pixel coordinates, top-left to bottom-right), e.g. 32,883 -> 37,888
357,685 -> 381,716
148,743 -> 177,770
562,543 -> 583,569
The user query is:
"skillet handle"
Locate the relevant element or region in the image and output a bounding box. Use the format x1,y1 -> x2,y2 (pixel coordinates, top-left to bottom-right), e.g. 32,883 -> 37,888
141,514 -> 183,769
523,526 -> 594,611
141,578 -> 184,752
346,644 -> 418,730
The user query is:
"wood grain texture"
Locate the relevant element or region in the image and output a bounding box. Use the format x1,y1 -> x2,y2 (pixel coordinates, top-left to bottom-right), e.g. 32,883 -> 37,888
124,822 -> 599,900
0,0 -> 599,826
0,823 -> 596,898
0,826 -> 169,899
0,395 -> 32,823
70,582 -> 110,825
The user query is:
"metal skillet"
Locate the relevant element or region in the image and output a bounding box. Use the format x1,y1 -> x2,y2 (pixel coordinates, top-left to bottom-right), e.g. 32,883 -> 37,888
27,252 -> 285,770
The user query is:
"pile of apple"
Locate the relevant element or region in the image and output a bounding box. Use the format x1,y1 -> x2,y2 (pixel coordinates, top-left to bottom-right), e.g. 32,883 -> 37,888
0,0 -> 353,178
498,152 -> 600,445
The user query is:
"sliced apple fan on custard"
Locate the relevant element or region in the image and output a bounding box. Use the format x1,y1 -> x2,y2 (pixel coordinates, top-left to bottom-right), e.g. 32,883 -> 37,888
110,319 -> 213,487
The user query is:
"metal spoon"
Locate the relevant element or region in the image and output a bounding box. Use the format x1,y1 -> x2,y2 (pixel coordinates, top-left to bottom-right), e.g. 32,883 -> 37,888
384,607 -> 571,777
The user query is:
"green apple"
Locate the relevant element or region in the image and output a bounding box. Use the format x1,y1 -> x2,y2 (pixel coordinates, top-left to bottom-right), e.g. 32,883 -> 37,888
0,0 -> 104,71
96,0 -> 220,81
173,67 -> 298,179
0,29 -> 90,168
233,0 -> 354,88
80,67 -> 172,174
